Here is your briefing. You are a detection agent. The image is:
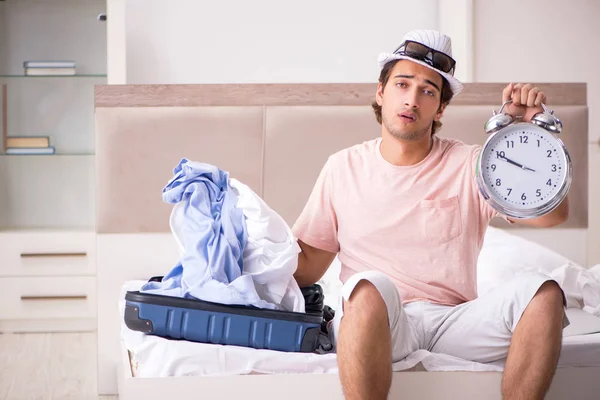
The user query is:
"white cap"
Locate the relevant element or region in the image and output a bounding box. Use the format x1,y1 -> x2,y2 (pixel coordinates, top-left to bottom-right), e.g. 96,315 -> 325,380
377,29 -> 463,96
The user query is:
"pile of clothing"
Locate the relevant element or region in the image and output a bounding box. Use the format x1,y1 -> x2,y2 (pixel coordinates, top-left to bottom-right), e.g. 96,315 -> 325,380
141,158 -> 305,313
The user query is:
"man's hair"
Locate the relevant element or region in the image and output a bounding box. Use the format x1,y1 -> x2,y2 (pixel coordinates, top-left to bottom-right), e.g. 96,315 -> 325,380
371,59 -> 454,135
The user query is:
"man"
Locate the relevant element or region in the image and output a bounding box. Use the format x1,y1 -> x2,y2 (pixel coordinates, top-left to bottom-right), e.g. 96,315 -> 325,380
292,29 -> 570,400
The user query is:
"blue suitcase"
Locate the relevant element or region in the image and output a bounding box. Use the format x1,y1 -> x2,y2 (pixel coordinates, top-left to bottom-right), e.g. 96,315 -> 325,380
124,282 -> 327,353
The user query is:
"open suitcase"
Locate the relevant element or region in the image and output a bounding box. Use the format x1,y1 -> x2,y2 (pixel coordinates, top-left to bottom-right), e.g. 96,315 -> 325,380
124,278 -> 332,353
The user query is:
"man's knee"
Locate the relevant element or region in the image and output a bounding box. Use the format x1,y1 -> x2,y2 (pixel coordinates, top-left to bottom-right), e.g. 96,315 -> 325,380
529,280 -> 565,316
523,280 -> 566,329
343,279 -> 389,325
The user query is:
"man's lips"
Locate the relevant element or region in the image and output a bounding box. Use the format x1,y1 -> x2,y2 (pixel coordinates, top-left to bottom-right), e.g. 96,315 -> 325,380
399,112 -> 416,122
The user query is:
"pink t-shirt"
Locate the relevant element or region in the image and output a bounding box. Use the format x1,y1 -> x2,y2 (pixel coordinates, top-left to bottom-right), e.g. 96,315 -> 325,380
292,136 -> 499,306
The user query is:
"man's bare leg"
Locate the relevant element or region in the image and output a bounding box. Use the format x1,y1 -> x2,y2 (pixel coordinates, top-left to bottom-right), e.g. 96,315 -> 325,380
502,281 -> 565,400
337,280 -> 392,400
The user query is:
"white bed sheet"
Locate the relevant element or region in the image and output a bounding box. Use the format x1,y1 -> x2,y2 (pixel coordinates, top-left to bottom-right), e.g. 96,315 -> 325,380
120,280 -> 600,378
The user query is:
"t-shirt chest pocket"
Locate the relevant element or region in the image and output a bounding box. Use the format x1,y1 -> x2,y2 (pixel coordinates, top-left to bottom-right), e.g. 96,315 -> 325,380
419,196 -> 462,244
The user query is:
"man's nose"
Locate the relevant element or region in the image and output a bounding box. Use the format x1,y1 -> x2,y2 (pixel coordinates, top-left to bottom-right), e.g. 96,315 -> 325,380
404,89 -> 420,109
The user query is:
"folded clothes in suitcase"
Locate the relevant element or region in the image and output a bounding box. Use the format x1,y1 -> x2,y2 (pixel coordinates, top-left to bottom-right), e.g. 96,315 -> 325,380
124,278 -> 332,353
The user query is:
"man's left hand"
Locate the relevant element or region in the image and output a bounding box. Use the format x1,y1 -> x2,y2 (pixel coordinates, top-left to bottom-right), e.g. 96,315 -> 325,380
502,83 -> 545,122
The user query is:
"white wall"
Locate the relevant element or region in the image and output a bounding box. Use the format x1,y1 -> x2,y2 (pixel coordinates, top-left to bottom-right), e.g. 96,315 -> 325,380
124,0 -> 439,84
108,0 -> 599,264
438,0 -> 473,82
473,0 -> 600,265
107,0 -> 126,84
474,0 -> 599,139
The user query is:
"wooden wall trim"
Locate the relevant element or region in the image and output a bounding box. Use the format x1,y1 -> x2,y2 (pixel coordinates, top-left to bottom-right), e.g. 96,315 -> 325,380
95,83 -> 587,108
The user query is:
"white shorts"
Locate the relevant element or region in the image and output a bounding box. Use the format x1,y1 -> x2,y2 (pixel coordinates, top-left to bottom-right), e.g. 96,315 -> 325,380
330,271 -> 570,363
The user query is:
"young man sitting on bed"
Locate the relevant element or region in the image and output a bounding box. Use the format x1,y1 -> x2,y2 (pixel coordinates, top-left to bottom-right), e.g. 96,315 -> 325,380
292,29 -> 570,400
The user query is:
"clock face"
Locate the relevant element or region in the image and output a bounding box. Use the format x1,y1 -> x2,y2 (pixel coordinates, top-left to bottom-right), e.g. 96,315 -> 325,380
479,123 -> 570,215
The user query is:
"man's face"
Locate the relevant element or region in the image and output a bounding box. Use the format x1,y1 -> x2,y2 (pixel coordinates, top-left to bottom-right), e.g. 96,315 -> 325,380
376,60 -> 446,141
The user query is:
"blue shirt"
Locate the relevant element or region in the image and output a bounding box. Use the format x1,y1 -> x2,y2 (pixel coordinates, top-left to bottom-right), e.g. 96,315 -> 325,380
141,158 -> 248,301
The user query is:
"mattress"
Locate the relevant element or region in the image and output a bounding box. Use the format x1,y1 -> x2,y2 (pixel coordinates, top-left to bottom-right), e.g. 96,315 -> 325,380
120,280 -> 600,378
559,332 -> 600,367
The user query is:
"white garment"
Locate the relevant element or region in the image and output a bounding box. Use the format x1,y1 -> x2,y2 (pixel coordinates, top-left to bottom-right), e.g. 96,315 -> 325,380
550,263 -> 600,316
229,178 -> 304,312
330,270 -> 569,366
169,178 -> 304,312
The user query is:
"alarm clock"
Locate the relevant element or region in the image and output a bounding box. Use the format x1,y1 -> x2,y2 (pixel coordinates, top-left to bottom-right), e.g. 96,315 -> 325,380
476,100 -> 572,219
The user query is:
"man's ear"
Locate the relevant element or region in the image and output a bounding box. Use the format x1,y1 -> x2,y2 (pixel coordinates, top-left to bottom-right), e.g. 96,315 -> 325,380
376,82 -> 384,106
435,103 -> 447,121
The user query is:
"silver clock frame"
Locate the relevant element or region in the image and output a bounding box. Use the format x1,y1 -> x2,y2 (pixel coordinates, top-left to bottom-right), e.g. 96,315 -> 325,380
476,122 -> 573,220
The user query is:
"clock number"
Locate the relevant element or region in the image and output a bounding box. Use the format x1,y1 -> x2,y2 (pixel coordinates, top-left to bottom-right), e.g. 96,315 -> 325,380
537,139 -> 541,147
491,164 -> 497,171
547,150 -> 552,158
496,178 -> 501,186
506,188 -> 512,196
521,193 -> 527,200
536,189 -> 542,197
496,151 -> 505,158
506,140 -> 514,148
551,164 -> 557,172
520,136 -> 529,144
546,179 -> 552,186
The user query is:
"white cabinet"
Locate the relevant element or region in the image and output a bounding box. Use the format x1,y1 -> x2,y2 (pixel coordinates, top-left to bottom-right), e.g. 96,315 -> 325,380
0,230 -> 96,277
0,276 -> 96,320
0,0 -> 106,231
0,0 -> 105,332
0,231 -> 97,332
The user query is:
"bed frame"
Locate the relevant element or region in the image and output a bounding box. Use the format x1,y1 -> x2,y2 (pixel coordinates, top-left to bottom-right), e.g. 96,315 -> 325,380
95,83 -> 597,399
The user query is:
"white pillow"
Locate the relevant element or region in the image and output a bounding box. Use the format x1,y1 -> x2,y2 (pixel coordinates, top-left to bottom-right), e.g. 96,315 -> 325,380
477,226 -> 573,296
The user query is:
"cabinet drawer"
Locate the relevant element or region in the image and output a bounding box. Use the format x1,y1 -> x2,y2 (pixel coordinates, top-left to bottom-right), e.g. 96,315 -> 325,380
0,231 -> 95,277
0,276 -> 96,320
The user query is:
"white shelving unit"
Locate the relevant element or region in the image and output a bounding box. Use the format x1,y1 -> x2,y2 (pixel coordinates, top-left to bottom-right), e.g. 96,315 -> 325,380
0,0 -> 106,332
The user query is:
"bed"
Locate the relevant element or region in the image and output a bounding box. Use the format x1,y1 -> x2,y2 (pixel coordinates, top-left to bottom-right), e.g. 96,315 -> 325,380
94,83 -> 600,399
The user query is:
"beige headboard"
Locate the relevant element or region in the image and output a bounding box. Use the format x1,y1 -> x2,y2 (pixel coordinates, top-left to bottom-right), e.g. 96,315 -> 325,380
94,83 -> 588,232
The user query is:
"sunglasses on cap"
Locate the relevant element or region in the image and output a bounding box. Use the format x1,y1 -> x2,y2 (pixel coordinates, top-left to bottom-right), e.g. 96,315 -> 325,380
393,40 -> 456,76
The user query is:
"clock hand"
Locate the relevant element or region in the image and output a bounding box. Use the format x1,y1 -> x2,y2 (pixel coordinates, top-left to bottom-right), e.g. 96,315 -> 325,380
495,152 -> 536,172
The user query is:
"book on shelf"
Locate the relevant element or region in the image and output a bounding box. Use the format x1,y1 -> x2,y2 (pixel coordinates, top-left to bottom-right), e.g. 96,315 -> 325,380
24,67 -> 76,76
5,146 -> 56,155
6,136 -> 50,148
23,60 -> 76,69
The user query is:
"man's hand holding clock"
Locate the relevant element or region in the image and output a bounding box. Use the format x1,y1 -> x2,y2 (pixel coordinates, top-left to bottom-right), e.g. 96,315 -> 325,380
475,83 -> 571,227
